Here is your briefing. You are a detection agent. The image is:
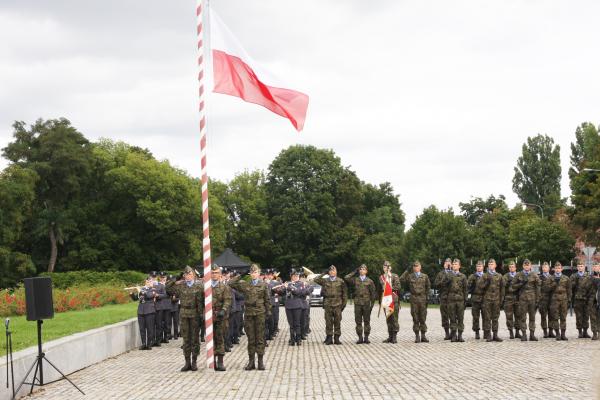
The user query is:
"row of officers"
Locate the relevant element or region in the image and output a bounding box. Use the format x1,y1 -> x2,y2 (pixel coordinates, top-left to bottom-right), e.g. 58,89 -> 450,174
134,259 -> 600,372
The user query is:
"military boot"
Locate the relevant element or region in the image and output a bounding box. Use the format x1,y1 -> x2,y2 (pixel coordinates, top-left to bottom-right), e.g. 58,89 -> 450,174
391,333 -> 398,344
509,329 -> 514,339
289,333 -> 296,346
420,331 -> 429,343
515,329 -> 522,339
244,355 -> 255,371
444,327 -> 451,340
475,330 -> 480,340
450,329 -> 457,342
485,330 -> 493,342
414,332 -> 421,343
296,333 -> 302,346
583,329 -> 591,338
561,329 -> 568,341
578,328 -> 583,338
493,331 -> 503,342
548,329 -> 556,338
190,355 -> 198,371
324,335 -> 333,345
383,328 -> 392,343
356,335 -> 364,344
556,330 -> 562,341
216,355 -> 226,372
520,329 -> 527,341
257,354 -> 265,371
364,335 -> 370,344
543,328 -> 548,338
334,335 -> 342,345
593,331 -> 599,341
181,355 -> 192,372
457,331 -> 464,342
529,330 -> 538,341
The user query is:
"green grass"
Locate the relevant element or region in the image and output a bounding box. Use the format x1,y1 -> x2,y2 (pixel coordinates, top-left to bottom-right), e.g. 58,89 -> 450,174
5,302 -> 138,353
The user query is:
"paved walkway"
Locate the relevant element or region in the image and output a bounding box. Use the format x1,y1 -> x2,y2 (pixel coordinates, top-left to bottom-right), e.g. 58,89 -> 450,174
29,305 -> 598,399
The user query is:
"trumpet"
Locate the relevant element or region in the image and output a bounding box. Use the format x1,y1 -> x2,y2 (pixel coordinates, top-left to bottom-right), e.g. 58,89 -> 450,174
124,286 -> 143,293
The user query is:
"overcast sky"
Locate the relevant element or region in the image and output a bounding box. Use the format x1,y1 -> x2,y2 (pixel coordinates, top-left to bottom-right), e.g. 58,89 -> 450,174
1,0 -> 599,226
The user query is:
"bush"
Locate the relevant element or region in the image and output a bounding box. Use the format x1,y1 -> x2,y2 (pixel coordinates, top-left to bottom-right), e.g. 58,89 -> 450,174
38,270 -> 148,289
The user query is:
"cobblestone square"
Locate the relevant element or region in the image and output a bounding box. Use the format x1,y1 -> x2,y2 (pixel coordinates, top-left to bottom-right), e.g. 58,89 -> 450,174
29,305 -> 598,400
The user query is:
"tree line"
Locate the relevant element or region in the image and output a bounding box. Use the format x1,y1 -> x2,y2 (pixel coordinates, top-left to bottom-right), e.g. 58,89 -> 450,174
1,118 -> 599,287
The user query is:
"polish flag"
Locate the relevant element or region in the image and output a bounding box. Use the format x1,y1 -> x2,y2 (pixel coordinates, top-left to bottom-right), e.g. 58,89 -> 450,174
381,276 -> 395,318
209,8 -> 309,131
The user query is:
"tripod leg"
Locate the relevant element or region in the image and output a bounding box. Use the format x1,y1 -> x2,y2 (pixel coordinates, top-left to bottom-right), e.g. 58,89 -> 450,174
29,359 -> 40,394
43,356 -> 85,395
12,354 -> 38,400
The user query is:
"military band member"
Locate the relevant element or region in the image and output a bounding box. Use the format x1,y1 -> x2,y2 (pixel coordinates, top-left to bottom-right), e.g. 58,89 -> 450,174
168,274 -> 180,340
400,261 -> 431,343
549,262 -> 571,340
467,261 -> 486,339
502,261 -> 521,339
539,262 -> 554,338
229,264 -> 271,371
275,269 -> 312,346
131,276 -> 158,350
434,258 -> 452,340
571,260 -> 592,338
313,265 -> 348,345
264,269 -> 279,341
344,264 -> 377,344
481,259 -> 504,342
379,261 -> 401,343
443,259 -> 467,342
156,272 -> 171,344
588,262 -> 600,340
166,266 -> 204,372
300,272 -> 313,340
512,259 -> 541,341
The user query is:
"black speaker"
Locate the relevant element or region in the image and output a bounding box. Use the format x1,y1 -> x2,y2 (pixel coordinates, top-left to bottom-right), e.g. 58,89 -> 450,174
24,277 -> 54,321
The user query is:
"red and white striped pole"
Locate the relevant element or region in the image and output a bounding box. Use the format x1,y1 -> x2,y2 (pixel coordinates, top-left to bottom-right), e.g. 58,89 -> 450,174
196,0 -> 214,370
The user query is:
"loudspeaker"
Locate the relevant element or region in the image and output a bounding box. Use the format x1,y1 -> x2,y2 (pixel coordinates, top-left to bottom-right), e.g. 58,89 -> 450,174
24,277 -> 54,321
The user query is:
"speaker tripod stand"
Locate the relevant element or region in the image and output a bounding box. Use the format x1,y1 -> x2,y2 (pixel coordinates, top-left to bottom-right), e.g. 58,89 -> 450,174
13,320 -> 85,399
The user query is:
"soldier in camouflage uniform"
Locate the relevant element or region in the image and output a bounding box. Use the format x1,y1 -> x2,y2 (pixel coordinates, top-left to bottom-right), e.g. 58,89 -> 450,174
434,258 -> 452,340
313,265 -> 348,345
502,261 -> 521,339
344,264 -> 377,344
379,261 -> 401,343
538,262 -> 554,338
166,266 -> 204,372
512,259 -> 541,341
482,258 -> 504,342
571,260 -> 592,338
548,262 -> 571,340
229,264 -> 271,371
210,265 -> 232,371
441,259 -> 468,342
400,261 -> 431,343
467,261 -> 486,340
590,262 -> 600,340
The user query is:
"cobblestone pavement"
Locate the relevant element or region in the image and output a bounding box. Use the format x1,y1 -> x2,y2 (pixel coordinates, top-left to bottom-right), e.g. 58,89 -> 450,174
29,305 -> 598,400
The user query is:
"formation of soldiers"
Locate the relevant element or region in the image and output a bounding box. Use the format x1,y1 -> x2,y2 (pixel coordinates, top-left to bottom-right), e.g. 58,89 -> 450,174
132,258 -> 600,372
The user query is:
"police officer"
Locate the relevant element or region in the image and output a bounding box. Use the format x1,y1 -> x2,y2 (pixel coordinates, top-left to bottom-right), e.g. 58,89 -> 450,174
344,264 -> 377,344
512,259 -> 541,341
401,261 -> 431,343
481,259 -> 504,342
276,269 -> 312,346
229,264 -> 271,371
379,261 -> 401,343
313,265 -> 348,345
570,260 -> 592,338
548,262 -> 571,341
443,259 -> 467,342
467,261 -> 486,339
539,262 -> 554,338
502,261 -> 521,339
166,266 -> 204,372
434,258 -> 452,340
131,276 -> 158,350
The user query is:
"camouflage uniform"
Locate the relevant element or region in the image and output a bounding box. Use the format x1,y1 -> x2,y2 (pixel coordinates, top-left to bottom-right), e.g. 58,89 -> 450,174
590,272 -> 600,339
400,270 -> 430,341
512,270 -> 541,340
442,271 -> 467,341
314,274 -> 348,344
344,271 -> 377,343
570,272 -> 592,337
481,271 -> 504,341
211,280 -> 233,357
378,272 -> 401,343
434,268 -> 452,339
539,273 -> 554,337
467,272 -> 486,338
502,272 -> 520,338
548,273 -> 571,340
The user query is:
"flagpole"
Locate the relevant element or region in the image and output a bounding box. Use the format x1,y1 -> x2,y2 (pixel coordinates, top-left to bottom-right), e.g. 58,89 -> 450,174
196,0 -> 214,370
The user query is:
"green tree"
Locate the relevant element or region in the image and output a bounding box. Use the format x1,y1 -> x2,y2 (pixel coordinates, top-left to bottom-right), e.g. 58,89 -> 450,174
512,134 -> 562,218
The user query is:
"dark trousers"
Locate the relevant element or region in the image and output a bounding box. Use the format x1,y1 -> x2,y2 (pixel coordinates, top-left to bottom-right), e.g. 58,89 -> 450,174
138,313 -> 155,347
273,303 -> 280,331
265,312 -> 274,339
157,309 -> 170,341
286,308 -> 303,340
170,309 -> 179,336
302,306 -> 310,335
229,311 -> 240,343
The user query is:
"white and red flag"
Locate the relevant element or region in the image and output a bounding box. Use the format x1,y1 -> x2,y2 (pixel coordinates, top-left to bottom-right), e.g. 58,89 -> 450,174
381,275 -> 395,318
209,7 -> 309,131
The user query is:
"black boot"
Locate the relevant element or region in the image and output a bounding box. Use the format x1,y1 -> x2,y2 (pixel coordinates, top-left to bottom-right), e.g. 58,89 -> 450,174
191,355 -> 198,371
364,334 -> 370,344
485,330 -> 493,342
583,329 -> 591,338
515,329 -> 522,339
216,354 -> 226,372
509,329 -> 514,339
244,355 -> 255,371
421,331 -> 429,343
181,354 -> 191,372
257,354 -> 265,371
444,327 -> 451,340
414,332 -> 421,343
334,335 -> 342,345
289,333 -> 295,346
549,329 -> 556,338
556,330 -> 561,341
521,329 -> 527,341
593,331 -> 599,341
324,335 -> 333,345
561,329 -> 568,341
475,330 -> 480,340
391,333 -> 398,344
578,328 -> 583,338
543,328 -> 548,338
383,328 -> 392,343
356,335 -> 364,344
457,331 -> 464,342
529,330 -> 538,341
493,331 -> 503,342
450,330 -> 457,342
296,333 -> 302,346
